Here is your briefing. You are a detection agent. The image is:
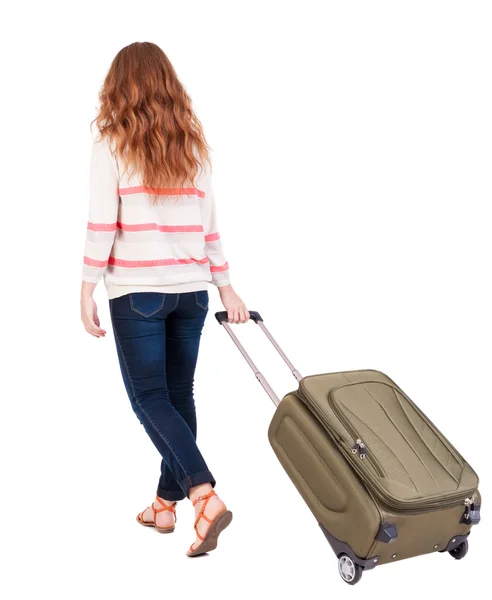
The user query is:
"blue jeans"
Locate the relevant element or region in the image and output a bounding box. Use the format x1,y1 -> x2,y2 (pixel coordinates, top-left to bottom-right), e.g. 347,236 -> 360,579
109,290 -> 215,501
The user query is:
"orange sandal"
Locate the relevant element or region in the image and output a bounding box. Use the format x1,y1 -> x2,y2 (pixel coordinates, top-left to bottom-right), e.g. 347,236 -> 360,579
136,496 -> 177,534
186,490 -> 233,557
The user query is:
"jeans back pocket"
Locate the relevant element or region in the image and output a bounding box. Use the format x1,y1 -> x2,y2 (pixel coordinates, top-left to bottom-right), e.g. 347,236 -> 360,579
129,293 -> 166,318
194,290 -> 209,311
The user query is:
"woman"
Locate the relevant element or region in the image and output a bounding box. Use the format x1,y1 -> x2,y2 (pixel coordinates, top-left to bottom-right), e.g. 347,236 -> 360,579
80,41 -> 249,557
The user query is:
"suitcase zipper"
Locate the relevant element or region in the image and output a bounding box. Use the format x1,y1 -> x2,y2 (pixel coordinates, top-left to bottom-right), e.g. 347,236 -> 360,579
329,391 -> 393,478
297,382 -> 478,514
351,436 -> 386,479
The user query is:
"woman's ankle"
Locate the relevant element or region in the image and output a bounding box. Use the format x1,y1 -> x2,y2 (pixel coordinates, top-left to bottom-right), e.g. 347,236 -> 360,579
189,483 -> 213,502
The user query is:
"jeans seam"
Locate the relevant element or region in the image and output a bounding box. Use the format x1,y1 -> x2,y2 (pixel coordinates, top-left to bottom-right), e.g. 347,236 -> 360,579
171,293 -> 180,312
112,323 -> 189,479
112,325 -> 136,399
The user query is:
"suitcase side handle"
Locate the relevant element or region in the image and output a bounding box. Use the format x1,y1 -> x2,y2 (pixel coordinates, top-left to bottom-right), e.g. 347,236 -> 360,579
214,310 -> 302,407
215,310 -> 263,324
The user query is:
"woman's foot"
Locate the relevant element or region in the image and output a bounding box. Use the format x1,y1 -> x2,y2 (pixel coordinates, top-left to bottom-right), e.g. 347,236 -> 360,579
137,496 -> 177,532
187,484 -> 232,556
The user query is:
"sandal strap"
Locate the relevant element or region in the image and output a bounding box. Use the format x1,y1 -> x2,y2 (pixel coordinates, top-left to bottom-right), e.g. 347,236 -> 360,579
192,490 -> 218,534
191,489 -> 216,507
155,496 -> 177,512
152,497 -> 177,523
199,513 -> 214,525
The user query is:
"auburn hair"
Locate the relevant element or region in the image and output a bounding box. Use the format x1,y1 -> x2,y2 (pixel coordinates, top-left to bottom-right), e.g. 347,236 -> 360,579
90,41 -> 211,203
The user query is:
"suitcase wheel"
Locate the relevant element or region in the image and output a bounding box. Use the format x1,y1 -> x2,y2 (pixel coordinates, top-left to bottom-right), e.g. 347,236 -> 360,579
449,539 -> 469,560
338,554 -> 363,585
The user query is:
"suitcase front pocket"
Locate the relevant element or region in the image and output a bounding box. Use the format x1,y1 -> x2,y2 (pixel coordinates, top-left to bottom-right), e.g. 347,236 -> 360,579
324,380 -> 478,511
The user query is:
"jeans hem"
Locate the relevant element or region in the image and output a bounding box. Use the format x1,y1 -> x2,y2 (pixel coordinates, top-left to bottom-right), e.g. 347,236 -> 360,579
156,487 -> 187,502
157,470 -> 216,501
180,470 -> 216,499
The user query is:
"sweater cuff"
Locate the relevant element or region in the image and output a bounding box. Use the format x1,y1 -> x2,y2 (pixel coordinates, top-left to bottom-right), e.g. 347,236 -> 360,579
211,268 -> 230,287
82,275 -> 101,284
214,279 -> 231,288
82,263 -> 104,284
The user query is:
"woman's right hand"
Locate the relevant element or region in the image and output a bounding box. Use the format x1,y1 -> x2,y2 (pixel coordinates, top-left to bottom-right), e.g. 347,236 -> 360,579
81,282 -> 106,337
218,284 -> 249,324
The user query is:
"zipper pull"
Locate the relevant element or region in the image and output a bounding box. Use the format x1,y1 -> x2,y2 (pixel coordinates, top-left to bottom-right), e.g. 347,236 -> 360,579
351,439 -> 366,459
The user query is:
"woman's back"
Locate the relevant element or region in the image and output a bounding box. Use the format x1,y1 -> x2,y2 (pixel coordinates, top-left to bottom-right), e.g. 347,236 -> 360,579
83,136 -> 230,300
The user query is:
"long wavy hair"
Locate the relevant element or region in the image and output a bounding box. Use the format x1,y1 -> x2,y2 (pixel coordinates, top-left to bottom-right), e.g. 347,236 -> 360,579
90,42 -> 211,203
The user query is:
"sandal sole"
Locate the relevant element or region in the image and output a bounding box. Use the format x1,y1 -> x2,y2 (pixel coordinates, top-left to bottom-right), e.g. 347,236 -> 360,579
186,510 -> 233,557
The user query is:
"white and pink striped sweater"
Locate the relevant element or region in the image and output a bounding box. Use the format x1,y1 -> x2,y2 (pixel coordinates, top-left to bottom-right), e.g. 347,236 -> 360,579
82,135 -> 231,300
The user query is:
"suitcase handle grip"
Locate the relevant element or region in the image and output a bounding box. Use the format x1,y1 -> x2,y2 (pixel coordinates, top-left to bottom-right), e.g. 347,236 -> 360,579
214,310 -> 263,324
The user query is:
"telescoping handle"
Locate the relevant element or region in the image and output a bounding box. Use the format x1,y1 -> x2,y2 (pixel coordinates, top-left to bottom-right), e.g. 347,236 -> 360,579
215,311 -> 302,407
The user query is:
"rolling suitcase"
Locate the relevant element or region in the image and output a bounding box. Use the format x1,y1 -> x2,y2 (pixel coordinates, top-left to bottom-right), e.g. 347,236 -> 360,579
215,311 -> 481,585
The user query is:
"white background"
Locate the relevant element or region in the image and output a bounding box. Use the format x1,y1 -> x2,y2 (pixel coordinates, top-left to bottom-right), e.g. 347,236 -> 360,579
2,1 -> 491,598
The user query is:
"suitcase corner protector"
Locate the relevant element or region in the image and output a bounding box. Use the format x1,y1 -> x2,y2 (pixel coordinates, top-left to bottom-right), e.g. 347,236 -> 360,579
319,523 -> 380,570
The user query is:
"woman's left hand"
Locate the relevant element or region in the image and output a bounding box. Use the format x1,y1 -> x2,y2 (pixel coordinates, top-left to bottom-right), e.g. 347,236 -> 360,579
218,285 -> 250,323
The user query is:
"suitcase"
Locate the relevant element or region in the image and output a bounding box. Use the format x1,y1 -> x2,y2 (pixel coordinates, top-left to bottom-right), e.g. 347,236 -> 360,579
215,311 -> 481,585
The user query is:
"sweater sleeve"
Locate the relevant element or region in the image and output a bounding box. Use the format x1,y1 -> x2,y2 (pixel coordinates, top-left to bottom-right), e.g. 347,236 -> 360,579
200,168 -> 231,287
81,137 -> 119,284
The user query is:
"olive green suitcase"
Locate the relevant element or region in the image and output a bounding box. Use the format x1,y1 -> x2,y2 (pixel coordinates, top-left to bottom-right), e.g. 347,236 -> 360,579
215,311 -> 481,585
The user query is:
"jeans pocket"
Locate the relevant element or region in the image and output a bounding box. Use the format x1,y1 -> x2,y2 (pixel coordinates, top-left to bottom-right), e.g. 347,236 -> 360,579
194,290 -> 209,311
129,293 -> 166,318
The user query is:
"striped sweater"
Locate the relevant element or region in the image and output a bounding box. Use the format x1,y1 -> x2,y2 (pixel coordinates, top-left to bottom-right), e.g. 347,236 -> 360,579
82,135 -> 231,299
